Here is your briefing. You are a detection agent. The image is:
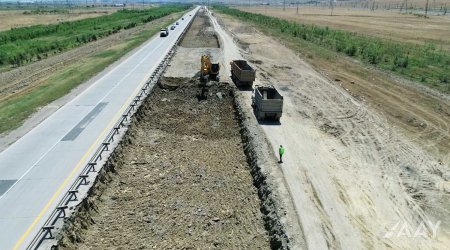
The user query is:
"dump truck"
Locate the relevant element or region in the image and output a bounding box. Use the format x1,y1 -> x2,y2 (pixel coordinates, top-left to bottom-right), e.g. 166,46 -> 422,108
230,60 -> 256,88
252,85 -> 283,121
200,55 -> 220,81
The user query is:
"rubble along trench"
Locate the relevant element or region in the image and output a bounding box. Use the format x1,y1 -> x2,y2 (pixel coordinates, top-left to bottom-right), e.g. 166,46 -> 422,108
56,77 -> 288,249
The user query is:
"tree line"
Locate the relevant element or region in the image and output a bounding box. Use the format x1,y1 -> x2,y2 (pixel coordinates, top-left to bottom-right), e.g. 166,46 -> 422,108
215,6 -> 450,92
0,5 -> 190,68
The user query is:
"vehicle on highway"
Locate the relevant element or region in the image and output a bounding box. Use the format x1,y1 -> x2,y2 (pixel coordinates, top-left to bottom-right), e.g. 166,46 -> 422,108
230,60 -> 256,88
170,25 -> 176,30
252,85 -> 283,121
160,28 -> 169,37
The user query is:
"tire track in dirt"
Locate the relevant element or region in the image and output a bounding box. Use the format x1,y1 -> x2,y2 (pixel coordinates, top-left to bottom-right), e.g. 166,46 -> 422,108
215,12 -> 450,249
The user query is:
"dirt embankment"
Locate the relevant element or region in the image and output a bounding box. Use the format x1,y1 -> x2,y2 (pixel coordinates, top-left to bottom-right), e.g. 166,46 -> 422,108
57,78 -> 271,249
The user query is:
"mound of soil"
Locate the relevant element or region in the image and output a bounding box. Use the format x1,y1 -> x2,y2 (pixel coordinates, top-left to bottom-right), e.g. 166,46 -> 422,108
58,78 -> 269,249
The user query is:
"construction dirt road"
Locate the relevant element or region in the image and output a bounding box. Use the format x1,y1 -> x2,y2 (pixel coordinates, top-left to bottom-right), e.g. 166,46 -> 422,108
51,6 -> 450,250
212,9 -> 450,249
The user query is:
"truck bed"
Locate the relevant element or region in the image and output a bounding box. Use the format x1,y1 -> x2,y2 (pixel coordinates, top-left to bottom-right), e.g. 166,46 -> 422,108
253,86 -> 283,120
230,60 -> 256,86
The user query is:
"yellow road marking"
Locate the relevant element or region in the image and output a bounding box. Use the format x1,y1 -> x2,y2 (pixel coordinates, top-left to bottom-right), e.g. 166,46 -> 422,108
13,10 -> 196,247
13,72 -> 152,250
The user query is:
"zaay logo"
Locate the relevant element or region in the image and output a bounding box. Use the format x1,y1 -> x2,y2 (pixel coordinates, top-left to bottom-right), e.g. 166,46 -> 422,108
384,220 -> 441,239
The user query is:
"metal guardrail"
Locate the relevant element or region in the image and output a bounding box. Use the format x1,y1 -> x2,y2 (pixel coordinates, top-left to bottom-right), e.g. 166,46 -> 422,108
26,9 -> 198,250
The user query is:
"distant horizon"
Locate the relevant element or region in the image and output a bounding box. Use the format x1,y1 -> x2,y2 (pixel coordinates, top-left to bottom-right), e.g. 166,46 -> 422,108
0,0 -> 328,5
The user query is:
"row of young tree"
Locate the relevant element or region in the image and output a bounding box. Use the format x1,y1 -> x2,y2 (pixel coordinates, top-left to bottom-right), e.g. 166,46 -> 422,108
281,1 -> 447,16
0,5 -> 190,67
215,6 -> 449,91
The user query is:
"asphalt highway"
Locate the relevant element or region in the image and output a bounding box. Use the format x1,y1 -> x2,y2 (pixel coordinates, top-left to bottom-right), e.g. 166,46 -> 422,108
0,7 -> 199,249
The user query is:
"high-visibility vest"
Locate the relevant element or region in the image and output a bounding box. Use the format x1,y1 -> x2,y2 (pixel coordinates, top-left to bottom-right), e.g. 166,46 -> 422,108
279,147 -> 285,155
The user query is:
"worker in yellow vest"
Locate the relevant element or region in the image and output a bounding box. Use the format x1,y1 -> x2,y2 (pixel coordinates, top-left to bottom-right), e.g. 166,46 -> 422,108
279,145 -> 285,163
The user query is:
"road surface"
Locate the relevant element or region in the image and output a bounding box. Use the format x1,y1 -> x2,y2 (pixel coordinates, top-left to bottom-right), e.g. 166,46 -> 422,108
0,7 -> 199,249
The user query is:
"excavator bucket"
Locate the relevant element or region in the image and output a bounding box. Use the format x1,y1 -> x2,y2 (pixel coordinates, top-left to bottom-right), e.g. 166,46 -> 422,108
210,63 -> 220,80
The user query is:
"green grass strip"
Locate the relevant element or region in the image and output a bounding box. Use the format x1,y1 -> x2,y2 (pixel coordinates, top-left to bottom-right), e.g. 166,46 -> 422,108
0,12 -> 184,134
0,5 -> 190,68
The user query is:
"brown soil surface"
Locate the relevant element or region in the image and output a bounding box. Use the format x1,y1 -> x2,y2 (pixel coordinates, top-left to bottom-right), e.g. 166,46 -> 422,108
213,11 -> 450,249
180,8 -> 219,48
218,9 -> 450,167
59,78 -> 270,249
240,6 -> 450,50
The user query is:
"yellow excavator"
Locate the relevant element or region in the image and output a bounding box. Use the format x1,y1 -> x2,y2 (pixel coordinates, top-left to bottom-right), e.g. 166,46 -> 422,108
200,55 -> 220,82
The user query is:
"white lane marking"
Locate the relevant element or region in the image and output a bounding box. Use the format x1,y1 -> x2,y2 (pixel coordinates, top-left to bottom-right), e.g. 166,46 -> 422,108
0,11 -> 197,200
0,13 -> 182,157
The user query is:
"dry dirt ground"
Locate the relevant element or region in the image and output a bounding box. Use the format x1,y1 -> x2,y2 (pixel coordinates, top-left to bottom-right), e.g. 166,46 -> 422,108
220,7 -> 450,167
0,9 -> 113,31
57,9 -> 275,249
167,9 -> 304,248
240,6 -> 450,50
211,9 -> 450,249
227,8 -> 450,169
59,78 -> 270,249
180,9 -> 219,48
166,9 -> 222,78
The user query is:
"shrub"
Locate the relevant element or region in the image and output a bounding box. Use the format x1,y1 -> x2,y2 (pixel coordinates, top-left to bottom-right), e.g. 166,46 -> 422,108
440,75 -> 449,83
394,56 -> 409,68
345,45 -> 357,56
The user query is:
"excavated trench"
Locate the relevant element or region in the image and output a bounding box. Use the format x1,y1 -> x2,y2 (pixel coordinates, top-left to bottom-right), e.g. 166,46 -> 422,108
179,8 -> 219,48
55,77 -> 288,249
54,6 -> 289,249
